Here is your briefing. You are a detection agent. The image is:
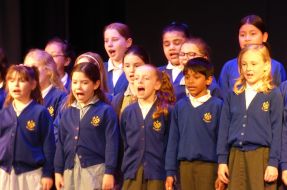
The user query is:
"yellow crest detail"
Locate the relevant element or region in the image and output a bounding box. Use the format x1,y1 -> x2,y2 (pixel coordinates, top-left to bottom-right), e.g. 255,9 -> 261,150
91,116 -> 100,127
26,120 -> 36,131
47,106 -> 54,117
153,120 -> 162,131
203,112 -> 212,123
262,101 -> 270,112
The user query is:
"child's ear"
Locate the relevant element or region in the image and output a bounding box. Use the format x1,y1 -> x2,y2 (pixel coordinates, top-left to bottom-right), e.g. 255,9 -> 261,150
154,80 -> 161,91
93,80 -> 101,90
31,80 -> 37,90
206,76 -> 213,86
64,57 -> 71,67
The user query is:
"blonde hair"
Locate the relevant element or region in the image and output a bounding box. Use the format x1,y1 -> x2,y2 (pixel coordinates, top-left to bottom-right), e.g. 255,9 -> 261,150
233,44 -> 274,94
75,52 -> 108,92
24,49 -> 65,91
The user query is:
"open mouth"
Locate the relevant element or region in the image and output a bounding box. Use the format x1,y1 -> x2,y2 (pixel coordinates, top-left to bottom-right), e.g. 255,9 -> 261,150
108,50 -> 116,56
137,87 -> 145,93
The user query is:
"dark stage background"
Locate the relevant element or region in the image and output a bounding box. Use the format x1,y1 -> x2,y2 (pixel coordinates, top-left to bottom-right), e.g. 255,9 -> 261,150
1,0 -> 287,79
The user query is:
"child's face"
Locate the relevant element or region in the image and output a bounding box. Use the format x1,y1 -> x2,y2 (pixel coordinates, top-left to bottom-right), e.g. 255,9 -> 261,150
162,31 -> 186,66
24,57 -> 50,89
184,69 -> 212,98
238,24 -> 268,49
71,71 -> 100,105
123,54 -> 145,83
7,72 -> 35,102
45,42 -> 69,76
241,50 -> 268,86
179,42 -> 204,66
134,66 -> 161,102
104,29 -> 132,64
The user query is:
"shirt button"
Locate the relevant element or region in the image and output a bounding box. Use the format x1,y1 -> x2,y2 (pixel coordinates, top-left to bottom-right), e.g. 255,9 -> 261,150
239,142 -> 243,146
242,124 -> 246,127
76,127 -> 79,131
11,133 -> 15,137
78,155 -> 82,159
75,136 -> 78,140
141,126 -> 144,129
241,132 -> 244,136
244,115 -> 247,118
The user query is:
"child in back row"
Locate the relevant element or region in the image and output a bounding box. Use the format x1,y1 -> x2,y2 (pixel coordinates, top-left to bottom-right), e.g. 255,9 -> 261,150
54,62 -> 119,190
24,49 -> 67,120
0,65 -> 55,190
120,64 -> 175,190
217,44 -> 283,190
165,57 -> 223,190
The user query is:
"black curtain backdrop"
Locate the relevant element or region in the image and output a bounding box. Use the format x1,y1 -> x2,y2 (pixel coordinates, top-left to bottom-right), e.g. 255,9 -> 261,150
1,0 -> 286,78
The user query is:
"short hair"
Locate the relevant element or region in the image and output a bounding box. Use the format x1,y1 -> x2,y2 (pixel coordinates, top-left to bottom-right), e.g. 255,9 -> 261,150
183,57 -> 214,78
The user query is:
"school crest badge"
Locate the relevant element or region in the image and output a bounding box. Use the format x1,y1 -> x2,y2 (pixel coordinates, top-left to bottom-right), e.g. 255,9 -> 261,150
153,120 -> 162,131
26,120 -> 36,131
262,101 -> 269,112
91,116 -> 100,127
203,112 -> 212,123
47,106 -> 54,117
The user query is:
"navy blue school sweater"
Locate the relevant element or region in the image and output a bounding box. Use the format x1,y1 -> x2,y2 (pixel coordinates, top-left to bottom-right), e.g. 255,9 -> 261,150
43,87 -> 67,120
0,101 -> 55,177
104,62 -> 128,96
217,88 -> 283,167
165,96 -> 223,176
279,81 -> 287,170
54,100 -> 119,174
120,100 -> 172,180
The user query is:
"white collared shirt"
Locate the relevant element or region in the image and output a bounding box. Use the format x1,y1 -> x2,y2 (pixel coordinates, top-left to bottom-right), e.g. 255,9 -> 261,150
107,59 -> 123,87
138,98 -> 157,119
41,84 -> 53,98
245,83 -> 258,109
166,62 -> 183,82
61,72 -> 68,86
13,100 -> 33,116
0,81 -> 3,88
71,96 -> 99,119
188,90 -> 211,108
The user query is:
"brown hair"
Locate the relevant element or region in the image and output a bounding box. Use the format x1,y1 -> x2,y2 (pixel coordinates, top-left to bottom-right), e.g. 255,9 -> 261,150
147,65 -> 176,119
104,22 -> 132,40
64,62 -> 108,107
4,65 -> 43,107
75,52 -> 108,92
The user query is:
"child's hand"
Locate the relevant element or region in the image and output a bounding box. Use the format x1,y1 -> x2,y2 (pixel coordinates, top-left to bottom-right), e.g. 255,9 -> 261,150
282,170 -> 287,185
264,166 -> 278,182
41,177 -> 53,190
55,173 -> 64,190
165,176 -> 174,190
218,164 -> 229,184
215,177 -> 227,190
102,174 -> 114,190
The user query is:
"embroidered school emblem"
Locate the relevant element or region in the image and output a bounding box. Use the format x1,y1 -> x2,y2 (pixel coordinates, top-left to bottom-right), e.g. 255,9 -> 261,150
26,120 -> 36,131
91,116 -> 100,127
153,120 -> 162,131
203,112 -> 212,123
47,106 -> 54,117
262,101 -> 270,112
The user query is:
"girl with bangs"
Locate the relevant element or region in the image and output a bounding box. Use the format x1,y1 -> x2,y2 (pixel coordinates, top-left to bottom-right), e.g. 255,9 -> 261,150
217,44 -> 283,190
54,62 -> 119,190
24,49 -> 67,121
0,65 -> 55,190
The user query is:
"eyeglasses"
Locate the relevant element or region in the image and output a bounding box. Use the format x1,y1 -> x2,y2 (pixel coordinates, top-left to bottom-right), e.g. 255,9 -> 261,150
179,51 -> 202,58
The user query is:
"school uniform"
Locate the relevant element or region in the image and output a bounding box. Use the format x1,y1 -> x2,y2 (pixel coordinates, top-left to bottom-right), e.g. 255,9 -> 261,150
43,86 -> 67,120
0,86 -> 6,109
61,72 -> 71,92
158,63 -> 185,101
104,60 -> 128,96
165,93 -> 222,190
54,98 -> 119,190
219,58 -> 287,91
0,100 -> 55,189
120,100 -> 172,190
217,87 -> 283,190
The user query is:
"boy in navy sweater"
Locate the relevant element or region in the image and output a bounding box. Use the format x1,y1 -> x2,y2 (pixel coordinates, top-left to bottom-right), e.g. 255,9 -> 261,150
165,57 -> 223,190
